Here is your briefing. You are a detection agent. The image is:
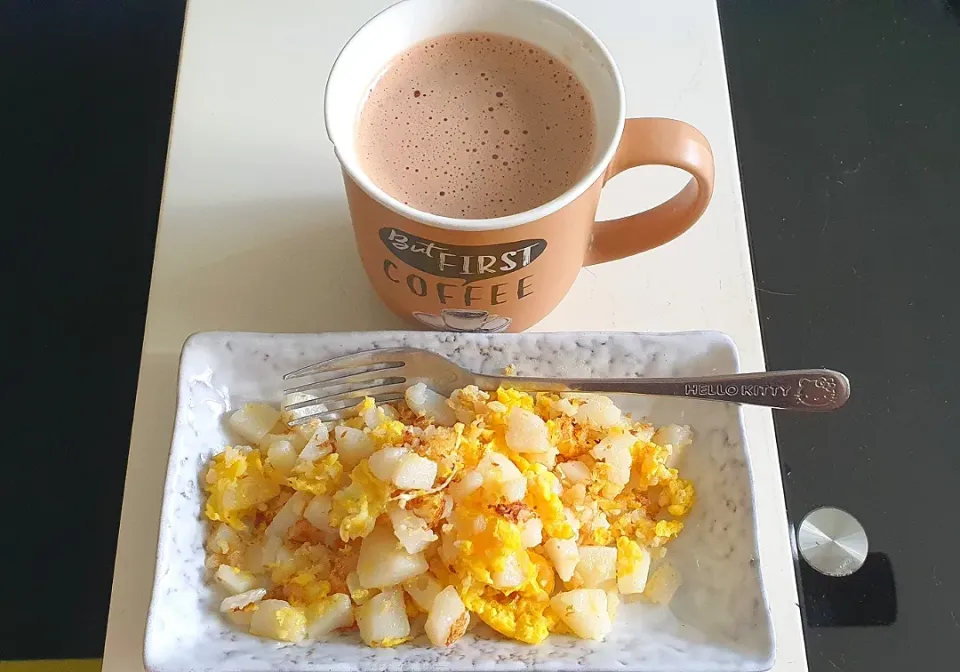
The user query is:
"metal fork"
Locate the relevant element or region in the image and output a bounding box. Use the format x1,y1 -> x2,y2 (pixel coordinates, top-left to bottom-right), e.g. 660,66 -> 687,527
282,347 -> 850,425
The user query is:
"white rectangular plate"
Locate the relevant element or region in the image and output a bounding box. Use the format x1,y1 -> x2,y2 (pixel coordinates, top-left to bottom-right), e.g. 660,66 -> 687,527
145,331 -> 774,671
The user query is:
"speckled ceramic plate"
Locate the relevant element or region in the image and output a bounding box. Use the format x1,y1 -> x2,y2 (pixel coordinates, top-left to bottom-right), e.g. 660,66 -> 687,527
144,331 -> 774,672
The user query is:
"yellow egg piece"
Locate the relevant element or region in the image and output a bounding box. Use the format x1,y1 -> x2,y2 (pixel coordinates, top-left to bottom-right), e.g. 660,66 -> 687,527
655,519 -> 684,540
524,464 -> 574,540
372,419 -> 406,446
287,453 -> 343,496
496,387 -> 535,411
461,585 -> 552,645
203,447 -> 280,530
330,459 -> 391,542
666,478 -> 696,517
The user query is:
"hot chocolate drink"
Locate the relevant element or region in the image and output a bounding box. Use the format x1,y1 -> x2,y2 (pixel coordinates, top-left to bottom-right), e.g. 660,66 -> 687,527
356,32 -> 597,219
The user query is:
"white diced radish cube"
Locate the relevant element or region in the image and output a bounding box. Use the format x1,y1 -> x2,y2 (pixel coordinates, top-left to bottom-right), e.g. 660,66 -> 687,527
644,563 -> 682,605
590,434 -> 634,485
632,424 -> 656,443
266,439 -> 298,474
265,491 -> 310,538
369,446 -> 409,482
388,504 -> 438,554
282,392 -> 321,422
652,424 -> 693,450
439,526 -> 457,567
242,545 -> 264,575
392,453 -> 438,490
606,591 -> 620,620
292,416 -> 322,440
543,538 -> 579,581
303,495 -> 334,531
425,585 -> 469,647
505,408 -> 550,453
206,523 -> 241,555
215,564 -> 257,594
575,546 -> 617,589
520,518 -> 543,548
477,451 -> 523,482
220,588 -> 266,614
334,426 -> 376,469
357,523 -> 428,589
249,599 -> 306,642
225,608 -> 255,626
356,589 -> 410,647
616,540 -> 651,595
563,482 -> 587,507
500,477 -> 527,502
574,397 -> 621,429
403,572 -> 443,611
260,535 -> 282,566
653,424 -> 694,468
550,589 -> 611,640
555,398 -> 578,416
491,552 -> 526,590
405,383 -> 457,426
347,571 -> 375,605
306,593 -> 355,638
449,470 -> 483,501
527,448 -> 558,469
273,545 -> 294,568
299,424 -> 332,462
362,402 -> 399,428
563,508 -> 581,537
557,461 -> 591,484
262,431 -> 307,454
477,451 -> 526,502
229,403 -> 281,444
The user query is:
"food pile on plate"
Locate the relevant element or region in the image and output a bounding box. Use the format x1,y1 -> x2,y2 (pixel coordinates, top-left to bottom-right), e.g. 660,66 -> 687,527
201,383 -> 695,647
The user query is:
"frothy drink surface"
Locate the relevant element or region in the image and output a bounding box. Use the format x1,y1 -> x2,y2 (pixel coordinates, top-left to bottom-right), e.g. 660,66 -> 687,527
357,32 -> 596,219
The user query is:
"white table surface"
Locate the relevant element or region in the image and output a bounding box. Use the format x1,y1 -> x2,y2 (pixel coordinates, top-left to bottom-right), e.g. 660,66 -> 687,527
102,1 -> 806,669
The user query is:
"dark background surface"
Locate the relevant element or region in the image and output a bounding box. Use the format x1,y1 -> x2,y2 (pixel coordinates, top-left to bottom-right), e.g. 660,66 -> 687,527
2,0 -> 958,669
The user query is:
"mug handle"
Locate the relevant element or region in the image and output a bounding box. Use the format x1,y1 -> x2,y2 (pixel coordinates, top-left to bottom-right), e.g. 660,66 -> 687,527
584,118 -> 715,266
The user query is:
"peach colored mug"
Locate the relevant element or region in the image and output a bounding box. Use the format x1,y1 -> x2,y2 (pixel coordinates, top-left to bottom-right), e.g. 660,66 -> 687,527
325,0 -> 714,333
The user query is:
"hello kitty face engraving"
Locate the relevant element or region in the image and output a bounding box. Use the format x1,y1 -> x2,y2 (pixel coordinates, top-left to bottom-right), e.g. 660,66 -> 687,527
796,377 -> 838,407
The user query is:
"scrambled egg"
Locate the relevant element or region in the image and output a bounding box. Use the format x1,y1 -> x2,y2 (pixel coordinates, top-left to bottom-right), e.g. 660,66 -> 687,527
330,459 -> 390,541
202,386 -> 696,648
461,584 -> 555,644
204,446 -> 280,530
288,453 -> 343,495
525,464 -> 575,540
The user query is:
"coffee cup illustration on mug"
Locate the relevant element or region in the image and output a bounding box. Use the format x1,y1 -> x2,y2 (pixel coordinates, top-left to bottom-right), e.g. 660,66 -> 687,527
413,309 -> 512,333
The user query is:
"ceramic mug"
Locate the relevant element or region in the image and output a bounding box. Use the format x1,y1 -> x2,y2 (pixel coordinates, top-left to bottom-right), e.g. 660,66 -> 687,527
325,0 -> 715,333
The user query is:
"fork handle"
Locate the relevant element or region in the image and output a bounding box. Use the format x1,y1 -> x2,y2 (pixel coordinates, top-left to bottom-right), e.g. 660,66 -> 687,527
474,369 -> 850,412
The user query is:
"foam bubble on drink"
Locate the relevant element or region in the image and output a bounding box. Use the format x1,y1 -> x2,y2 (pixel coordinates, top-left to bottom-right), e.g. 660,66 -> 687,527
356,32 -> 597,219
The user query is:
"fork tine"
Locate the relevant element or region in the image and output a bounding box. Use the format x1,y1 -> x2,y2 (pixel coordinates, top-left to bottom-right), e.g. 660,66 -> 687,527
284,377 -> 407,411
296,382 -> 408,409
283,367 -> 406,396
288,392 -> 406,426
283,348 -> 409,381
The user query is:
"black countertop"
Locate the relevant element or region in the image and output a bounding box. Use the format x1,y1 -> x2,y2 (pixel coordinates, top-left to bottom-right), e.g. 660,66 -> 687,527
721,2 -> 959,669
3,1 -> 958,669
